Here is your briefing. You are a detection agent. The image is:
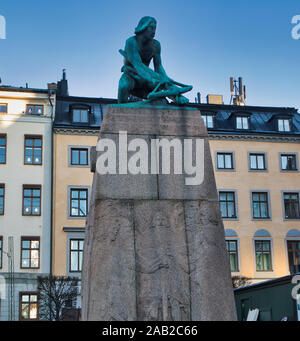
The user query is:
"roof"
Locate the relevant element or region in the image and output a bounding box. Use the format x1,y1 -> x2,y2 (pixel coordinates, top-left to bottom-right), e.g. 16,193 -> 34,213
0,85 -> 50,94
54,96 -> 300,136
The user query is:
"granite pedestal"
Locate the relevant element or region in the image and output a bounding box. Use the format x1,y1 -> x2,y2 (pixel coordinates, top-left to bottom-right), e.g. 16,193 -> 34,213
81,104 -> 237,321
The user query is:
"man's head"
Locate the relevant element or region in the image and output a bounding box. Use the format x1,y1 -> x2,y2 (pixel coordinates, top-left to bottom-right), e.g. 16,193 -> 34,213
135,16 -> 157,39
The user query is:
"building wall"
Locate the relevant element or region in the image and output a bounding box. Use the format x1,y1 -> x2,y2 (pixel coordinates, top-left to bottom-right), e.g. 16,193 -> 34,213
52,132 -> 97,276
0,89 -> 55,320
210,138 -> 300,281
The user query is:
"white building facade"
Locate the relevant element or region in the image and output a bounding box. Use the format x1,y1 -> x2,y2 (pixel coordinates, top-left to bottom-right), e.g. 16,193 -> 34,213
0,86 -> 55,320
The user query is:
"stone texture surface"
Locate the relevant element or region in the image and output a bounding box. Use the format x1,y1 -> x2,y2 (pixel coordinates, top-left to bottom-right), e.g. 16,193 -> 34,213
81,104 -> 237,321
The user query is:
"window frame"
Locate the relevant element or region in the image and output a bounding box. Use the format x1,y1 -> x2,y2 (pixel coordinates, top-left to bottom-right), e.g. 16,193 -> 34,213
248,152 -> 268,172
69,238 -> 84,273
250,190 -> 271,220
20,236 -> 40,269
254,239 -> 273,272
0,134 -> 7,164
201,113 -> 215,129
218,190 -> 238,220
236,116 -> 250,130
282,191 -> 300,220
0,103 -> 8,114
277,118 -> 291,132
19,292 -> 39,321
22,185 -> 42,216
24,135 -> 43,166
286,240 -> 300,274
225,239 -> 239,272
25,104 -> 44,116
68,186 -> 89,219
71,106 -> 90,124
279,153 -> 299,172
68,146 -> 90,168
215,151 -> 235,171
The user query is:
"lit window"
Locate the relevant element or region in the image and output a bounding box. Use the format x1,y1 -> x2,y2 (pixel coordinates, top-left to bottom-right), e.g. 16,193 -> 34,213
70,239 -> 84,272
23,186 -> 41,216
20,293 -> 39,320
24,136 -> 42,165
236,116 -> 249,129
26,105 -> 43,115
255,240 -> 272,271
21,238 -> 40,269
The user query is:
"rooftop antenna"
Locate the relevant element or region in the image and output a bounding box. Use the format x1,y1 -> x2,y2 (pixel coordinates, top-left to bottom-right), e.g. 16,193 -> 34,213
230,77 -> 246,106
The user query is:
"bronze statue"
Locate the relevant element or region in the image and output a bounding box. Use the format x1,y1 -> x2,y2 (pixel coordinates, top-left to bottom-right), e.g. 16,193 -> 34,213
118,16 -> 192,104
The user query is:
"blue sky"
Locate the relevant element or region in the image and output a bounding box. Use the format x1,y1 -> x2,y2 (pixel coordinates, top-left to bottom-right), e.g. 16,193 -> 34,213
0,0 -> 300,109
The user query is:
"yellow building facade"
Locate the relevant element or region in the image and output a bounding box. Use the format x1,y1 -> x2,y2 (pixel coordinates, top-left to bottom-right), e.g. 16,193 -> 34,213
52,96 -> 300,287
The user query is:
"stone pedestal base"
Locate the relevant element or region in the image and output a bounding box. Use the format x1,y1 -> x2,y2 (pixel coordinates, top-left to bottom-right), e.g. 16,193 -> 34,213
81,104 -> 237,321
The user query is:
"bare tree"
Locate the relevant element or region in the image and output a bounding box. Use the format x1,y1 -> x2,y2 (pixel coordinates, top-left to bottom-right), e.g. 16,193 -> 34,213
232,276 -> 251,289
37,275 -> 79,321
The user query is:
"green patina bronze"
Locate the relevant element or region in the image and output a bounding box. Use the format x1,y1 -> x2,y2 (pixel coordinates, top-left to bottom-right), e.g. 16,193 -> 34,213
118,16 -> 193,105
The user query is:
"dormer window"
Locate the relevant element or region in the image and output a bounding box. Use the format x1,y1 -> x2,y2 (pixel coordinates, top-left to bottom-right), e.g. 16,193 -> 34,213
278,119 -> 291,132
72,108 -> 89,123
236,116 -> 249,129
202,113 -> 214,128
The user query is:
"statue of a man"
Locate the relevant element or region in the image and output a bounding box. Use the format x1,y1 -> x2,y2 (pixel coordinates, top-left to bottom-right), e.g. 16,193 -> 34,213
118,16 -> 192,104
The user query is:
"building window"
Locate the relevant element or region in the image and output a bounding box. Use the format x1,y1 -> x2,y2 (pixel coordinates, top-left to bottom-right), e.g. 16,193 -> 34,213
24,136 -> 42,165
283,193 -> 300,219
19,292 -> 39,320
226,240 -> 239,272
236,116 -> 249,129
70,188 -> 88,217
0,237 -> 2,269
0,184 -> 5,215
21,238 -> 40,269
255,240 -> 272,271
0,103 -> 7,113
202,114 -> 214,128
73,109 -> 88,123
287,241 -> 300,274
0,134 -> 6,164
71,148 -> 88,166
280,154 -> 298,171
278,119 -> 291,132
26,104 -> 43,115
219,191 -> 237,219
252,192 -> 269,219
70,239 -> 84,272
23,186 -> 41,216
217,152 -> 234,170
249,153 -> 266,171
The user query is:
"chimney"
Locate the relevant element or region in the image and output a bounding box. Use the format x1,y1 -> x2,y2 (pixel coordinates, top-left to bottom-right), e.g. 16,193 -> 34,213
206,94 -> 223,105
47,83 -> 57,90
57,69 -> 69,96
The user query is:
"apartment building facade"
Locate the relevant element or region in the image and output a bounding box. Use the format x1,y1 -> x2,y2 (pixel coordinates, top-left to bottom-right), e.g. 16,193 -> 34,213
0,86 -> 55,320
